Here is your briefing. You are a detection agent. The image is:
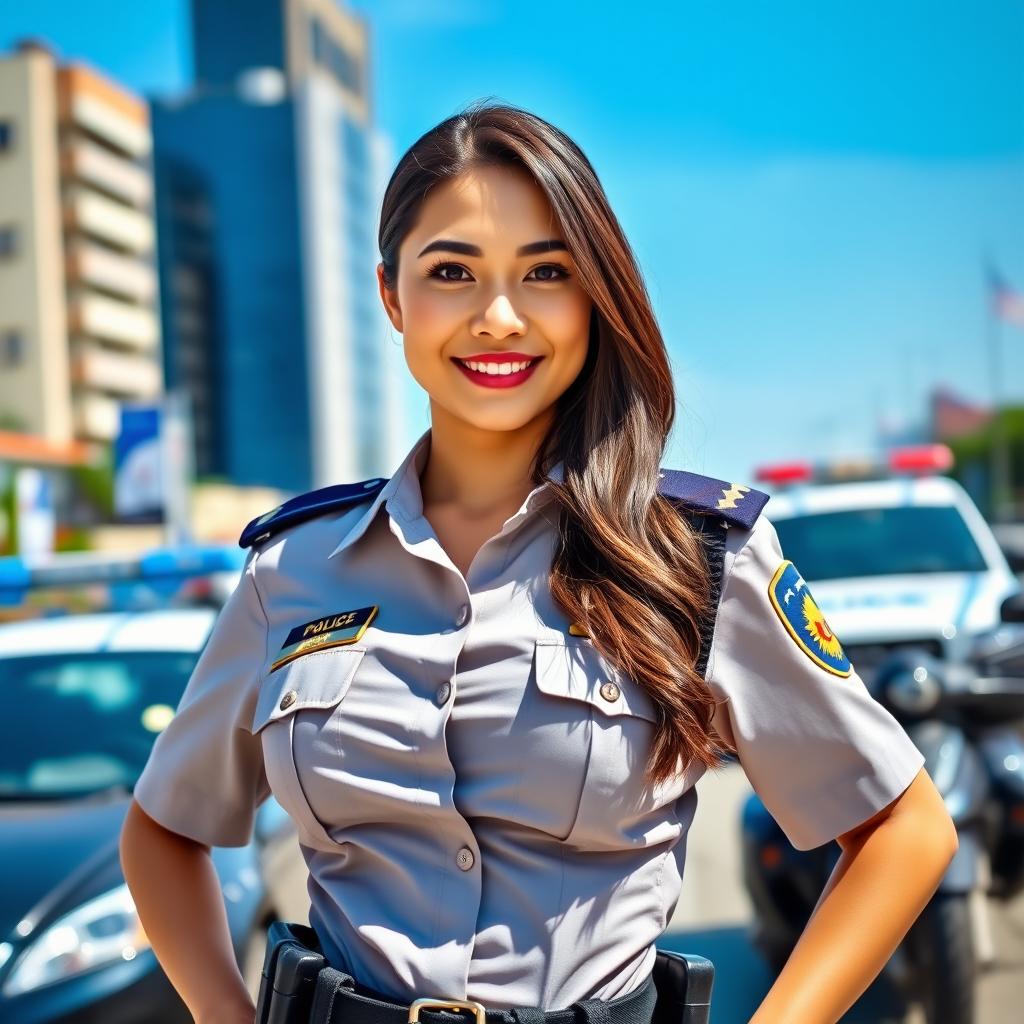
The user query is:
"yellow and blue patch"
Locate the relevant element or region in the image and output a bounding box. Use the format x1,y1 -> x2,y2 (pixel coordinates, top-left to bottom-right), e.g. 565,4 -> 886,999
768,561 -> 851,677
270,606 -> 377,673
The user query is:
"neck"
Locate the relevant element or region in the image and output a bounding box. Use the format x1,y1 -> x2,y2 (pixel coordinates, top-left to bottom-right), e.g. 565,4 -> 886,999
419,402 -> 554,519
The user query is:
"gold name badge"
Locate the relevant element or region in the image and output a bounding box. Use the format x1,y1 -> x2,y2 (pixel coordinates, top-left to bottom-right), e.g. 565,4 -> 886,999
270,605 -> 378,673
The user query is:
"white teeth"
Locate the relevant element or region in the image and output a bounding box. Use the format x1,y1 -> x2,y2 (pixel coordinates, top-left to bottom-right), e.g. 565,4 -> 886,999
462,359 -> 534,374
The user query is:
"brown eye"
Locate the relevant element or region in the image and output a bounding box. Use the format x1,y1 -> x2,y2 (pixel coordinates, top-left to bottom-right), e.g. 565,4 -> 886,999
527,264 -> 570,282
426,261 -> 471,282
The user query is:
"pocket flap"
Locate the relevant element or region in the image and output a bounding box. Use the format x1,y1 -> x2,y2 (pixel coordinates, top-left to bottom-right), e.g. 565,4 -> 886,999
534,638 -> 658,722
249,648 -> 366,735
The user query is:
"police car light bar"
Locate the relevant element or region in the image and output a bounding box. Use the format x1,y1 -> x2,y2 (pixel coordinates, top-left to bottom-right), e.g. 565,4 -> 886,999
755,444 -> 955,489
887,444 -> 954,475
753,461 -> 816,486
0,545 -> 246,605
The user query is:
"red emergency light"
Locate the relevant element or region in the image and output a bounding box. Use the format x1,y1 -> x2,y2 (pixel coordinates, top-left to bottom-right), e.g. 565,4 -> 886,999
753,460 -> 815,486
887,444 -> 954,475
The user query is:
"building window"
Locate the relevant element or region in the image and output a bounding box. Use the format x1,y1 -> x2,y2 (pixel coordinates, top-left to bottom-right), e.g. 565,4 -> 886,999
0,226 -> 17,258
309,16 -> 362,95
0,121 -> 12,151
0,330 -> 24,368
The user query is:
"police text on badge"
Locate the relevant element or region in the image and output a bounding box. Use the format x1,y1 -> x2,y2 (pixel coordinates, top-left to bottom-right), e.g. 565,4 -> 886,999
270,606 -> 378,672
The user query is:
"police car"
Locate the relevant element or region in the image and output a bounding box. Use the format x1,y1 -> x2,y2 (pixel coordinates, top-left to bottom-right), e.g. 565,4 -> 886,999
757,444 -> 1021,679
0,548 -> 306,1024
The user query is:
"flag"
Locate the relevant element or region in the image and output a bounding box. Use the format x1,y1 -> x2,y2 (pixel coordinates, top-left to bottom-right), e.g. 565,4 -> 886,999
987,264 -> 1024,327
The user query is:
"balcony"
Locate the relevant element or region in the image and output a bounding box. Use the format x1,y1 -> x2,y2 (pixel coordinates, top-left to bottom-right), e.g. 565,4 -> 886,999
61,137 -> 152,208
71,342 -> 162,398
67,291 -> 159,350
62,90 -> 150,159
65,240 -> 157,303
64,186 -> 154,253
73,392 -> 121,442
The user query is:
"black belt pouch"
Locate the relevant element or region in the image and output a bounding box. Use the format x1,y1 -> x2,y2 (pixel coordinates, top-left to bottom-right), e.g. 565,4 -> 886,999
255,921 -> 326,1024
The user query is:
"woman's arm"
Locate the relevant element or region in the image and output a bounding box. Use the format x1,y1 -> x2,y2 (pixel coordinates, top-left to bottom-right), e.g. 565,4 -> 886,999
119,799 -> 257,1024
748,767 -> 958,1024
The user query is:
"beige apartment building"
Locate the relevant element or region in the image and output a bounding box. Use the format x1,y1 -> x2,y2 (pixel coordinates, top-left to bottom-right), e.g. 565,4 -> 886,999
0,40 -> 162,461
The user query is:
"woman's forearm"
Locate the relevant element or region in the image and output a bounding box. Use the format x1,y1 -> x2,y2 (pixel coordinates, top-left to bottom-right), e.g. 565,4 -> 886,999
748,802 -> 958,1024
119,799 -> 257,1024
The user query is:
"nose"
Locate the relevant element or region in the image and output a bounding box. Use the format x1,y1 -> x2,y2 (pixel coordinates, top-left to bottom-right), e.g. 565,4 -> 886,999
470,293 -> 526,339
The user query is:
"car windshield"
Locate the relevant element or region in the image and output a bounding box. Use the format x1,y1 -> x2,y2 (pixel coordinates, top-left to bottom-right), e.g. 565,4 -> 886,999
0,651 -> 197,800
771,505 -> 989,581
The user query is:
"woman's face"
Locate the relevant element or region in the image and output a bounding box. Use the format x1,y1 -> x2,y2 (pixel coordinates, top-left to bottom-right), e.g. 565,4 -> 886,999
378,164 -> 593,435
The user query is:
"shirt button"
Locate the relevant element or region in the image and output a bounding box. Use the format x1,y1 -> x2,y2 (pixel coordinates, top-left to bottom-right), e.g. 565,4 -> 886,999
456,847 -> 475,871
279,690 -> 298,710
455,603 -> 470,628
599,681 -> 620,702
435,681 -> 452,705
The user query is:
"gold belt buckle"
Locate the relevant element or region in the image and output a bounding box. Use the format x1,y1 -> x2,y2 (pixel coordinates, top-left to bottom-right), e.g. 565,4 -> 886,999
407,997 -> 488,1024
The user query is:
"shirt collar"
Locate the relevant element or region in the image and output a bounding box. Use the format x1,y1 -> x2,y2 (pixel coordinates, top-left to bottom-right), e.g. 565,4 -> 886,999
328,428 -> 563,559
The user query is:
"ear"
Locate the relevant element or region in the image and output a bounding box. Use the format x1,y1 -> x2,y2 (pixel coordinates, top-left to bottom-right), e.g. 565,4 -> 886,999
376,262 -> 403,332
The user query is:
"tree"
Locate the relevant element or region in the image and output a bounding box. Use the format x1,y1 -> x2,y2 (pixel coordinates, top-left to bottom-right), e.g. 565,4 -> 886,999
948,405 -> 1024,521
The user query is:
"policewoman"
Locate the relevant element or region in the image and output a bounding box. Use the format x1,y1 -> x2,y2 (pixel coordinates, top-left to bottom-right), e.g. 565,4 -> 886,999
121,103 -> 958,1024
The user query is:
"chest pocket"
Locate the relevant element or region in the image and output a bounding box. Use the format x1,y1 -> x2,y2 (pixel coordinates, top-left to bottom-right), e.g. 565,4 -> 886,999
530,631 -> 671,849
248,647 -> 366,849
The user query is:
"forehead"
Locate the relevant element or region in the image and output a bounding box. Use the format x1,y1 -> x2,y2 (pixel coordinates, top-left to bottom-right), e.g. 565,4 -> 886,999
405,165 -> 559,249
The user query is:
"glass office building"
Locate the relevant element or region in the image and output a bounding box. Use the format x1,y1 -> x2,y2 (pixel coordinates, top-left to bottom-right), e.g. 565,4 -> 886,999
154,0 -> 404,492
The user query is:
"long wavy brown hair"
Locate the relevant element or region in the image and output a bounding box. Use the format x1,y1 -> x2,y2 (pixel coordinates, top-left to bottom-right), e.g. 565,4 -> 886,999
378,100 -> 732,787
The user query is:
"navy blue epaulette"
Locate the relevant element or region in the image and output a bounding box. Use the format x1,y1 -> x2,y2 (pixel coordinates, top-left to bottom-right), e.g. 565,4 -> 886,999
239,477 -> 388,549
239,470 -> 767,548
657,469 -> 769,529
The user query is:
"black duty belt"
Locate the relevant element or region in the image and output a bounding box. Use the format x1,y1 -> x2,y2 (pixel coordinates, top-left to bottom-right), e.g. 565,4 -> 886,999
255,921 -> 713,1024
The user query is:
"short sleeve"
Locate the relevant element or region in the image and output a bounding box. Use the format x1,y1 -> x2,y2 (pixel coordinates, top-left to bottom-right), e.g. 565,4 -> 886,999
706,515 -> 925,851
133,548 -> 271,847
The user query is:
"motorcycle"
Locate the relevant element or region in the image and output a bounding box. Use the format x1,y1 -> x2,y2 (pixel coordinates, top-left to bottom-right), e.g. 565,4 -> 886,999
740,590 -> 1024,1024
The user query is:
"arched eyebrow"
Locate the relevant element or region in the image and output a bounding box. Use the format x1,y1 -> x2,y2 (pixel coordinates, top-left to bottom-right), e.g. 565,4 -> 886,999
416,238 -> 568,258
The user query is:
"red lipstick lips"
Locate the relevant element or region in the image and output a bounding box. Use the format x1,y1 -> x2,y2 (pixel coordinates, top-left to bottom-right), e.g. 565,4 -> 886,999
452,353 -> 542,389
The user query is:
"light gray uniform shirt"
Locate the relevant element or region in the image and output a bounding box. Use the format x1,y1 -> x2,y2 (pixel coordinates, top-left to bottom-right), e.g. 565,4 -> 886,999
134,428 -> 925,1011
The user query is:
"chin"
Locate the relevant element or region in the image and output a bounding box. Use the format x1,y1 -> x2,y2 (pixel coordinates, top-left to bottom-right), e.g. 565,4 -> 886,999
447,404 -> 548,435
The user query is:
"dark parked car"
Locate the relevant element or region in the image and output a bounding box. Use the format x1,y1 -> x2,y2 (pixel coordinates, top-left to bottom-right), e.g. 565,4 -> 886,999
0,602 -> 308,1024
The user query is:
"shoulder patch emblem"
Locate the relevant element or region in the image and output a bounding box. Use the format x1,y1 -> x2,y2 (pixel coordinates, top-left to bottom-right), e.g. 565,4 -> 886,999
768,561 -> 851,677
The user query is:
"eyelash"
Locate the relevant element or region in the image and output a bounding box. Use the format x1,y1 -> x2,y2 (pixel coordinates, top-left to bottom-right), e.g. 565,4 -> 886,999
423,258 -> 571,284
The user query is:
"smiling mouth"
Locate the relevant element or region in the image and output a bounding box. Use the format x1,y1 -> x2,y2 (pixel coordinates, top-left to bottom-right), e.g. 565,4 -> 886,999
452,356 -> 542,376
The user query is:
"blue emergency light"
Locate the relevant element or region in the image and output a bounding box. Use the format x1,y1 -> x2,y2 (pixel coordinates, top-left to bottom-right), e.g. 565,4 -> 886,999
0,545 -> 246,607
139,546 -> 247,579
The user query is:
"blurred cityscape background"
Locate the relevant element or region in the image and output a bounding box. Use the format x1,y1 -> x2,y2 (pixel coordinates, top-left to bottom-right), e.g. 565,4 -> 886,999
0,0 -> 1021,556
0,3 -> 1023,1023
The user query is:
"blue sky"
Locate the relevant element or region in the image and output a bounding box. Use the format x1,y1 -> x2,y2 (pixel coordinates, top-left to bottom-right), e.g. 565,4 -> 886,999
4,1 -> 1022,481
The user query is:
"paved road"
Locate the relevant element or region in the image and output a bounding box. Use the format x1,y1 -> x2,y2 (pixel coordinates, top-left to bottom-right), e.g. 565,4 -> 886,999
664,764 -> 1024,1023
